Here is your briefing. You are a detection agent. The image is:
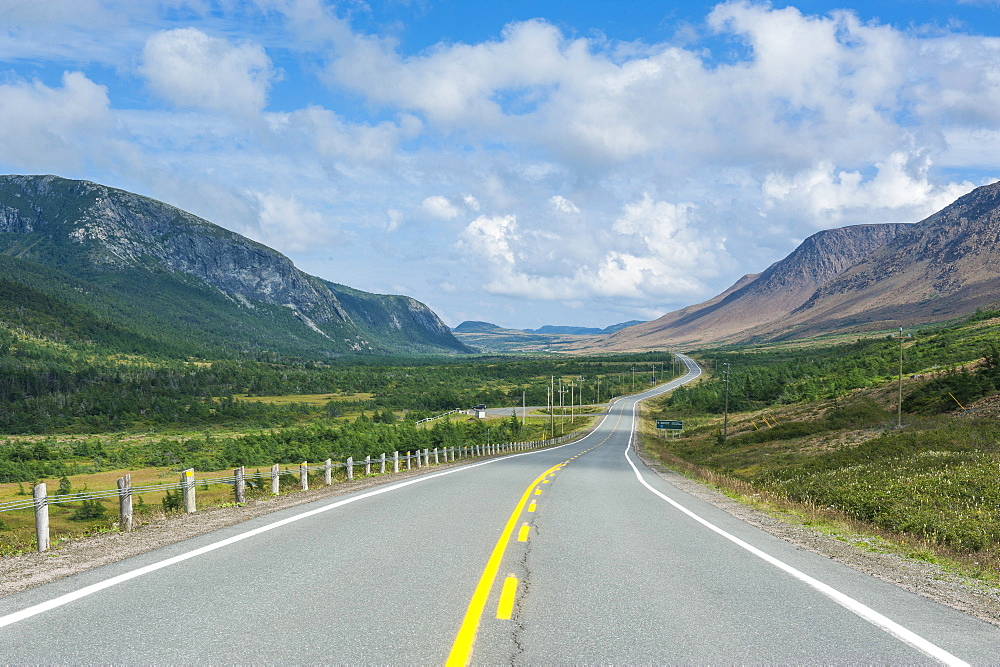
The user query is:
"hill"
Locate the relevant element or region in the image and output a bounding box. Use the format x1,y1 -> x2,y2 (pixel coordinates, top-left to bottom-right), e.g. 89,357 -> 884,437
594,223 -> 909,350
758,180 -> 1000,339
0,175 -> 470,357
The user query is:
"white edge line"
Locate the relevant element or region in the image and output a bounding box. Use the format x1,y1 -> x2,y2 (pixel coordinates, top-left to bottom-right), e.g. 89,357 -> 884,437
0,422 -> 612,630
622,356 -> 969,667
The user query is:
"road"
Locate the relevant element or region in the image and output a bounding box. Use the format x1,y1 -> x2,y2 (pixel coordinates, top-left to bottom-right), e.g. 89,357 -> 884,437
1,354 -> 998,664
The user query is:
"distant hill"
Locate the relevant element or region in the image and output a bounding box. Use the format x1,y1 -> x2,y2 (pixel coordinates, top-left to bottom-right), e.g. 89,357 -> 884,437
0,175 -> 471,357
595,223 -> 909,350
451,321 -> 518,334
524,320 -> 646,335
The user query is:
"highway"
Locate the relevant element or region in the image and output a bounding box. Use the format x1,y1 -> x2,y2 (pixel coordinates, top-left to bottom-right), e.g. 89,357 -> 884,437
1,354 -> 998,663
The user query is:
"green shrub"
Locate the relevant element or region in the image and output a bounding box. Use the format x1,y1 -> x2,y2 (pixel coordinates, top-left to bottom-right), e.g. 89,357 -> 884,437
69,499 -> 107,521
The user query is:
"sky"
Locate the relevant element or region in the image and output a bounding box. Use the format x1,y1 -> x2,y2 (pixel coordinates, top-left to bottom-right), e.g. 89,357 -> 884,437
1,1 -> 1000,330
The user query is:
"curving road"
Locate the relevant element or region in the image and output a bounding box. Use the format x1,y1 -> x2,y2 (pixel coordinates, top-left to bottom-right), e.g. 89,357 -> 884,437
1,354 -> 998,664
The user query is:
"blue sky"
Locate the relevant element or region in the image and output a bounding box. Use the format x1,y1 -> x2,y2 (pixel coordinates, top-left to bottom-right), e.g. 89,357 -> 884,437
1,1 -> 999,329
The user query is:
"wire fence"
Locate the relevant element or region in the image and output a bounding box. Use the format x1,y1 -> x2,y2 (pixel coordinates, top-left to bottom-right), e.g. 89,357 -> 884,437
2,429 -> 589,552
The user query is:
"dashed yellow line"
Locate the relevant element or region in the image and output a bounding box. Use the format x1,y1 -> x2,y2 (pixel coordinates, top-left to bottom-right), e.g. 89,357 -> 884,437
445,461 -> 562,666
517,524 -> 530,542
527,501 -> 537,513
496,575 -> 518,620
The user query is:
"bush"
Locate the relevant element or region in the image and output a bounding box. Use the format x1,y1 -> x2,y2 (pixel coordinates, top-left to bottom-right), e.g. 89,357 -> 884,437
161,489 -> 182,513
70,499 -> 107,521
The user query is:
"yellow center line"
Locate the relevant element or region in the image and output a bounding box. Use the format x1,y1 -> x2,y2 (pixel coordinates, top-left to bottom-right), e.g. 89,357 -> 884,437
446,461 -> 563,666
446,410 -> 625,664
496,575 -> 518,620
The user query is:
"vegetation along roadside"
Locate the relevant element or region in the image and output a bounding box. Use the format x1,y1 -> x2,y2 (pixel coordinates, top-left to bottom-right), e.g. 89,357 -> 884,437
642,308 -> 1000,586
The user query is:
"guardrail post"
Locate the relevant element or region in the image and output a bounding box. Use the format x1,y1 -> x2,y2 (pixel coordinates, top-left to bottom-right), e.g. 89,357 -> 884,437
406,451 -> 412,470
394,451 -> 399,473
380,452 -> 386,474
34,482 -> 49,552
300,462 -> 309,491
415,450 -> 421,468
324,459 -> 332,485
234,466 -> 245,504
271,463 -> 280,495
117,474 -> 133,532
347,456 -> 354,479
433,447 -> 439,464
365,455 -> 371,476
423,448 -> 430,466
181,469 -> 196,513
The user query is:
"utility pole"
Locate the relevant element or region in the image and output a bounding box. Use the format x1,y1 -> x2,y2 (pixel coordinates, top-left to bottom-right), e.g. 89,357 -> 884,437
549,375 -> 556,438
558,379 -> 566,435
722,362 -> 731,439
891,327 -> 913,427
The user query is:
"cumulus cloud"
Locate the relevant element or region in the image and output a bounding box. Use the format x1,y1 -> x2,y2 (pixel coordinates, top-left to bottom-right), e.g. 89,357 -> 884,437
762,152 -> 975,227
421,195 -> 461,220
250,191 -> 330,253
550,195 -> 580,214
141,28 -> 275,115
0,72 -> 112,171
455,195 -> 721,304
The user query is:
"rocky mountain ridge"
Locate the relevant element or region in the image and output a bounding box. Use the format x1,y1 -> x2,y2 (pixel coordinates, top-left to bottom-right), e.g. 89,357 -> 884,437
0,175 -> 468,356
594,222 -> 911,350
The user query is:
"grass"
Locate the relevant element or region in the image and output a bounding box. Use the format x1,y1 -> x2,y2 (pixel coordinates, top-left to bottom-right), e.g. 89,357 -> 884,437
639,388 -> 1000,585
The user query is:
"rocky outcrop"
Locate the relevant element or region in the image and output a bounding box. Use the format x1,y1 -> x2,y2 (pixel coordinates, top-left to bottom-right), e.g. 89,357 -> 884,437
0,175 -> 469,355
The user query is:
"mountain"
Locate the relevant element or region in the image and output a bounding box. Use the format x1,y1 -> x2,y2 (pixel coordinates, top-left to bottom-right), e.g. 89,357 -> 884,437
757,180 -> 1000,338
0,175 -> 470,357
595,222 -> 910,350
523,320 -> 646,335
451,321 -> 517,334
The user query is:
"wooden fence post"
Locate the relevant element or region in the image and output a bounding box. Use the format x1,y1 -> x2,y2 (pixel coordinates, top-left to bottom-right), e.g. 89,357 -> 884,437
234,466 -> 246,504
300,462 -> 309,491
380,452 -> 386,474
424,449 -> 430,466
271,464 -> 280,495
393,451 -> 399,473
365,455 -> 371,476
117,474 -> 132,533
347,456 -> 354,480
433,447 -> 439,464
324,459 -> 332,486
181,469 -> 196,513
406,451 -> 412,470
34,482 -> 49,552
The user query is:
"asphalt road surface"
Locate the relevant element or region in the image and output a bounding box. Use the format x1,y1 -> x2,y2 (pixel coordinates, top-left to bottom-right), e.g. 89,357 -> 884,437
2,354 -> 998,664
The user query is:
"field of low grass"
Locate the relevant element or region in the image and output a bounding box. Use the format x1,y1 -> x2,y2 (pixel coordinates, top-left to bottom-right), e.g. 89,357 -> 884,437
640,382 -> 1000,582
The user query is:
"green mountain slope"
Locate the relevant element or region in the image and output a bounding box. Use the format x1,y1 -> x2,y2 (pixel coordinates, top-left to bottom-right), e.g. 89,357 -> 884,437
0,175 -> 470,357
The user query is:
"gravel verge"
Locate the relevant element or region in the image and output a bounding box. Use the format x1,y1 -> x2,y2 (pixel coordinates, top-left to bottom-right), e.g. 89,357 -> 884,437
3,447 -> 1000,630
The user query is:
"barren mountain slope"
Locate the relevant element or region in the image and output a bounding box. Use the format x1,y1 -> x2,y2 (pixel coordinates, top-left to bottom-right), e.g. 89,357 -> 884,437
590,223 -> 909,350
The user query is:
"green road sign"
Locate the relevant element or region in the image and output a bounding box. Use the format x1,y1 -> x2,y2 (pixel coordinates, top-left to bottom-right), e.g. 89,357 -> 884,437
656,419 -> 683,430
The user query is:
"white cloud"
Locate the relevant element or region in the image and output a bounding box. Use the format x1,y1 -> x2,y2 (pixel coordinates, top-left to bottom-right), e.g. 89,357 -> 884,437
457,214 -> 519,264
0,72 -> 112,171
250,191 -> 330,253
762,152 -> 975,227
141,28 -> 275,115
550,195 -> 580,214
463,194 -> 481,212
421,195 -> 460,220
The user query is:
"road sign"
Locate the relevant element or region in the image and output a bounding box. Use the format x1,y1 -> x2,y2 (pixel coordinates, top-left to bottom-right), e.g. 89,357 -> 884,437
656,419 -> 683,430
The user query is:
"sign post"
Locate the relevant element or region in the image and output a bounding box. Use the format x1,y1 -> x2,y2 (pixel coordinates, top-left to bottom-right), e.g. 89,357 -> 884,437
656,419 -> 683,438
